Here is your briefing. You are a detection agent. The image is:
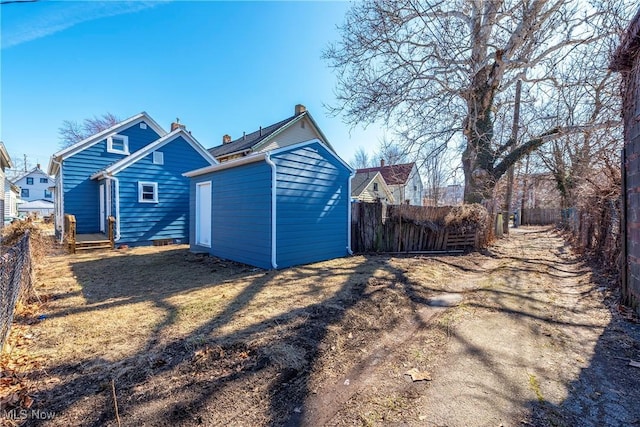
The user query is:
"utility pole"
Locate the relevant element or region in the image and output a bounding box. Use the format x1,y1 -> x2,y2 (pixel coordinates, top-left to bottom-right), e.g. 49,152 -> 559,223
503,79 -> 522,235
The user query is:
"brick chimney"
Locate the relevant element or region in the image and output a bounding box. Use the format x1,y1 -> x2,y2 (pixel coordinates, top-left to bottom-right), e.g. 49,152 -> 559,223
295,104 -> 307,116
170,118 -> 186,132
380,159 -> 385,167
222,134 -> 232,144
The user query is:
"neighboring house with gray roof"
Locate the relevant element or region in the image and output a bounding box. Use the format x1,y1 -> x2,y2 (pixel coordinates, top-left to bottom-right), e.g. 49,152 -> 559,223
208,104 -> 335,162
351,170 -> 395,204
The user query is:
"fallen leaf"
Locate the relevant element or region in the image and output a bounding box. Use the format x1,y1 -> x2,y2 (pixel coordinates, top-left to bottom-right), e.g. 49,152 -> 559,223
405,368 -> 432,382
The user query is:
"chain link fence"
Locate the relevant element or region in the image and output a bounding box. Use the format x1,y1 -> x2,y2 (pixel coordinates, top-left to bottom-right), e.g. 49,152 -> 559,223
0,230 -> 35,349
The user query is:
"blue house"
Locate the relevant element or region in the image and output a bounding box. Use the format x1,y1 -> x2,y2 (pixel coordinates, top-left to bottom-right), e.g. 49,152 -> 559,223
185,139 -> 354,269
48,112 -> 217,247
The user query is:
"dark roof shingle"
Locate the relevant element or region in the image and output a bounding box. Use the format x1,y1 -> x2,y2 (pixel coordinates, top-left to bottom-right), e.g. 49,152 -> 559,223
208,114 -> 301,158
356,163 -> 415,185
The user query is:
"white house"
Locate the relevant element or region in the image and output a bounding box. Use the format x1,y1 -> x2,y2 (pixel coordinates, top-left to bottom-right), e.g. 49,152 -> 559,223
356,160 -> 423,206
12,164 -> 54,202
4,182 -> 21,218
351,170 -> 395,204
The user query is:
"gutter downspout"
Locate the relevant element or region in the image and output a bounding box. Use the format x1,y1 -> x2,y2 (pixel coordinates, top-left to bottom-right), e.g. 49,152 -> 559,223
264,154 -> 278,269
347,170 -> 355,255
51,158 -> 64,243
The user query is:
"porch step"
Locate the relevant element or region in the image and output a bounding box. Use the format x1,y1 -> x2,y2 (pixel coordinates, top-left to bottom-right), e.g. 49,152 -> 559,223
75,244 -> 113,251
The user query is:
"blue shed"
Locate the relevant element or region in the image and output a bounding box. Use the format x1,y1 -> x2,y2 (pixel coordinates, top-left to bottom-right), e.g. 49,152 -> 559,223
184,140 -> 354,269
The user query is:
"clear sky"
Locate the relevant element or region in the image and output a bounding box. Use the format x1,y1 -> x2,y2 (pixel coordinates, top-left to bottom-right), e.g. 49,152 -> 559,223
0,0 -> 386,171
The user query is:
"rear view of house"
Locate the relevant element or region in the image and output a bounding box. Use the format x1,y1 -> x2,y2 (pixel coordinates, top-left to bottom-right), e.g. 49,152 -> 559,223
357,160 -> 423,206
186,140 -> 354,269
48,112 -> 216,247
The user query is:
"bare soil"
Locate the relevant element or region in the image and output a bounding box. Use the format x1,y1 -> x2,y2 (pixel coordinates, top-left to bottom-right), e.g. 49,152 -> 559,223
2,226 -> 639,426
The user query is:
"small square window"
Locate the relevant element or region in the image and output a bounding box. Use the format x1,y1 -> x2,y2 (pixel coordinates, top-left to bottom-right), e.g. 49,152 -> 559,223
373,182 -> 378,191
138,181 -> 158,203
153,151 -> 164,165
140,122 -> 147,129
107,134 -> 129,155
26,177 -> 33,185
44,189 -> 52,199
40,177 -> 48,183
21,189 -> 29,198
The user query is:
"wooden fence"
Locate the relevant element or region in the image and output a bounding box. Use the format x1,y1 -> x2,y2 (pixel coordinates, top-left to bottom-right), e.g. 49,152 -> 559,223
351,202 -> 485,253
521,208 -> 562,225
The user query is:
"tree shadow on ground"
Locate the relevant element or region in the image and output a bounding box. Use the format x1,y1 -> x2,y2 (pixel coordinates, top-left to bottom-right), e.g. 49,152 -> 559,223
25,249 -> 434,426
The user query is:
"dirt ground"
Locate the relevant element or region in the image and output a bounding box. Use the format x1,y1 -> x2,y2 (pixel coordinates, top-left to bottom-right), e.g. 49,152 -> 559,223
2,226 -> 640,426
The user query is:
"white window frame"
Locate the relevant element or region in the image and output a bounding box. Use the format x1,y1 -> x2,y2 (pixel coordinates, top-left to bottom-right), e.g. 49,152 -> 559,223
107,134 -> 130,155
138,181 -> 158,203
153,151 -> 164,165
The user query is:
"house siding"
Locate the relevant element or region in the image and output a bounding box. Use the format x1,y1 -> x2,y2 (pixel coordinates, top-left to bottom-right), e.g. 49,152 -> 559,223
190,162 -> 272,269
13,169 -> 53,202
271,142 -> 350,268
114,136 -> 210,245
258,118 -> 321,153
61,123 -> 161,234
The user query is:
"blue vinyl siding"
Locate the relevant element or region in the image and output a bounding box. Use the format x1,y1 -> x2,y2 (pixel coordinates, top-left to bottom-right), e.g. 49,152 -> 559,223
209,162 -> 272,268
271,142 -> 350,268
61,121 -> 161,234
115,136 -> 210,245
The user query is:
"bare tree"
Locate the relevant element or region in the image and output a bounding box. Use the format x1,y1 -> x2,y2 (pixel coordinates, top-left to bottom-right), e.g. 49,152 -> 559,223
324,0 -> 631,204
373,138 -> 408,166
58,113 -> 120,148
350,146 -> 372,169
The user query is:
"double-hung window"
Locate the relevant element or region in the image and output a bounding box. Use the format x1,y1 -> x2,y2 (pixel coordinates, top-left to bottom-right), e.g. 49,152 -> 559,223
138,182 -> 158,203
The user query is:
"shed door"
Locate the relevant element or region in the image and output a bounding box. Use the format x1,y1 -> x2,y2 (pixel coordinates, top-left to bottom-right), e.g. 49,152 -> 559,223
196,181 -> 212,247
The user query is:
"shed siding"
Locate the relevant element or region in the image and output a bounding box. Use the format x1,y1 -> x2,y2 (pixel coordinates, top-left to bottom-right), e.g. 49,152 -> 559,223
115,136 -> 210,245
258,118 -> 321,152
191,162 -> 272,268
271,142 -> 350,268
61,123 -> 161,234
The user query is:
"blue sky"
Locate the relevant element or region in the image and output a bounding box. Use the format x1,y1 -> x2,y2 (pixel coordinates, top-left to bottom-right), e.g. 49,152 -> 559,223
0,0 -> 386,170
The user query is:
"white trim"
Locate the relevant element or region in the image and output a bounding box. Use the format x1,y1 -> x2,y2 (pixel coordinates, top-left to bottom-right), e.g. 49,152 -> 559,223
269,139 -> 354,172
140,123 -> 147,129
107,134 -> 130,155
195,181 -> 212,248
183,152 -> 266,177
91,128 -> 216,179
48,112 -> 167,176
52,158 -> 64,243
264,154 -> 278,269
112,176 -> 121,241
99,183 -> 105,233
138,181 -> 158,203
185,140 -> 353,179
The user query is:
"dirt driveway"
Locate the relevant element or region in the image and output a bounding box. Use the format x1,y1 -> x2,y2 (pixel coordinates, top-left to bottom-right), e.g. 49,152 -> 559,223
3,226 -> 640,426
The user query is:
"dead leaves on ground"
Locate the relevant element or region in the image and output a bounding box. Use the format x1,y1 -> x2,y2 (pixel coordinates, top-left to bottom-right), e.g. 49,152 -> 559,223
1,326 -> 43,421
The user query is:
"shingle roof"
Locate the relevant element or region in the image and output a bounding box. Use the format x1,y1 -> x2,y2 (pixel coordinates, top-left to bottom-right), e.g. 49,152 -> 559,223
351,171 -> 379,197
356,163 -> 415,186
208,114 -> 301,158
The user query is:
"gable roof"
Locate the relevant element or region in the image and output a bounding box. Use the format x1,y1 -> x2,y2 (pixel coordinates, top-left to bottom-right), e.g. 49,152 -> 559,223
351,171 -> 380,197
351,170 -> 395,202
91,128 -> 217,179
610,7 -> 640,71
356,162 -> 416,186
0,142 -> 12,170
186,139 -> 351,178
11,165 -> 53,184
208,110 -> 334,159
48,111 -> 167,176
